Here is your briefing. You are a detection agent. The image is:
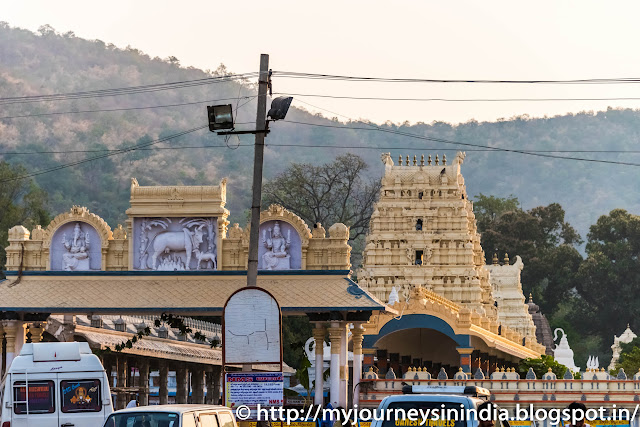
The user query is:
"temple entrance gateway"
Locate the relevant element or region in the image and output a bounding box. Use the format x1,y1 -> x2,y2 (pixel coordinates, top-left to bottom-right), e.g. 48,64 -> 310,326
2,154 -> 547,408
1,178 -> 388,409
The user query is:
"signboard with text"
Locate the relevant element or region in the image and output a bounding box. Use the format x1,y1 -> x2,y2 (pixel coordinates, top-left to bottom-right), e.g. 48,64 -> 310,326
225,372 -> 284,409
223,287 -> 282,365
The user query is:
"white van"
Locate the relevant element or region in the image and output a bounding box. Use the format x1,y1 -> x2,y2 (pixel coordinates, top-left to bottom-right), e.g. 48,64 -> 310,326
0,342 -> 113,427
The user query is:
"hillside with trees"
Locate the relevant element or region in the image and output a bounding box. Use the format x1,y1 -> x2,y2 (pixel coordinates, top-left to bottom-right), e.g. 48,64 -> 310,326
2,23 -> 640,367
1,23 -> 639,235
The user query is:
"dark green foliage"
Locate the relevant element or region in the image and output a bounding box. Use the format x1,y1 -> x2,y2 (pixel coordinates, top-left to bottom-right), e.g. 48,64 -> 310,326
474,195 -> 582,314
612,347 -> 640,377
282,316 -> 313,369
574,209 -> 640,367
0,161 -> 51,272
518,354 -> 568,379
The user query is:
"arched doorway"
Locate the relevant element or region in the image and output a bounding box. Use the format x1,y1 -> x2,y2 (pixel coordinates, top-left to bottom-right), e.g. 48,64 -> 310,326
363,314 -> 470,379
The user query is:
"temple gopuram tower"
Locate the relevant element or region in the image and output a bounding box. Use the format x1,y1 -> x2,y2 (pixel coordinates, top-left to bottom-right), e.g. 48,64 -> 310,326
358,152 -> 495,318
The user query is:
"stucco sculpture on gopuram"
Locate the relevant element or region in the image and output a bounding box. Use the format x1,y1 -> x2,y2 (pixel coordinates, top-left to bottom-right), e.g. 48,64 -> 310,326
4,179 -> 351,272
61,222 -> 91,271
358,152 -> 540,348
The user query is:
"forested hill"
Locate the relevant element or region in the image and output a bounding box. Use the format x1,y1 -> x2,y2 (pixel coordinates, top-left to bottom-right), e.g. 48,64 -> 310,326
1,22 -> 639,240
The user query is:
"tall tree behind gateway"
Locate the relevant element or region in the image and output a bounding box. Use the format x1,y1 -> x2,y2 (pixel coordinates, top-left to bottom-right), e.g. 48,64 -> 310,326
262,154 -> 381,269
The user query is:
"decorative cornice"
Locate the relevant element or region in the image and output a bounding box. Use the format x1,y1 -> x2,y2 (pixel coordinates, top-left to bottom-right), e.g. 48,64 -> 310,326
43,206 -> 112,248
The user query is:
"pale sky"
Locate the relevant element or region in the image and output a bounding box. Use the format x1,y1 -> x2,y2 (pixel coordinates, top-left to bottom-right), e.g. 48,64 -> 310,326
5,0 -> 640,124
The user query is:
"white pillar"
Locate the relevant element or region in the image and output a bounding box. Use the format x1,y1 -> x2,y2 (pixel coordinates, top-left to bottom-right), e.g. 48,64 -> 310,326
2,320 -> 20,371
313,326 -> 326,405
351,323 -> 365,408
15,322 -> 26,357
327,324 -> 343,407
339,323 -> 348,407
0,322 -> 4,378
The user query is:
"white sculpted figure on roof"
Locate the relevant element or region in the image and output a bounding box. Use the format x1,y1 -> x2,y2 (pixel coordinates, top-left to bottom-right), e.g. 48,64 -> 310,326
61,222 -> 90,271
262,221 -> 291,270
553,328 -> 579,372
135,217 -> 217,271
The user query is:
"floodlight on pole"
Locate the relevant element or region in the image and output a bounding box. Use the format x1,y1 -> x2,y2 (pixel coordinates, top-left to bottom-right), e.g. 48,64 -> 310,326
207,104 -> 234,131
267,96 -> 293,121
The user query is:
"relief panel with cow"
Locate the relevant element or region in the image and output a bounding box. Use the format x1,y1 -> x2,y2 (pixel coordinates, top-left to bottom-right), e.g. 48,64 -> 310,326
133,217 -> 218,271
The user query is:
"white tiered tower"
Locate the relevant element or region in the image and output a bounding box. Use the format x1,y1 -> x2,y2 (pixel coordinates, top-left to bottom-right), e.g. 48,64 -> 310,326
358,152 -> 495,317
358,152 -> 538,341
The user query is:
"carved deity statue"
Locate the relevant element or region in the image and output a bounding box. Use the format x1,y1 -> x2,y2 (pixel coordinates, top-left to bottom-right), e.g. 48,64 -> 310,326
262,222 -> 291,270
424,247 -> 433,264
61,222 -> 91,271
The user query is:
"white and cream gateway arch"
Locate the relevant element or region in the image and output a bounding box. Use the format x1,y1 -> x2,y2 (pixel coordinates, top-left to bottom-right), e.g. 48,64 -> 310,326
1,179 -> 387,409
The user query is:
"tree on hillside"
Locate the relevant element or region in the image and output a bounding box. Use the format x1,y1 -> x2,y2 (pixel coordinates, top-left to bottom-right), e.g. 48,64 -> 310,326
0,162 -> 51,272
473,193 -> 520,232
263,154 -> 381,268
474,195 -> 583,314
576,209 -> 640,339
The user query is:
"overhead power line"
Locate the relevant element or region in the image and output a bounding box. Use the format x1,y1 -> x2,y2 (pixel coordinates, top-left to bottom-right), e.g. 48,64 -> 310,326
282,119 -> 640,167
0,73 -> 257,105
0,95 -> 258,120
277,92 -> 640,103
0,125 -> 208,183
4,143 -> 640,156
285,98 -> 640,167
273,71 -> 640,85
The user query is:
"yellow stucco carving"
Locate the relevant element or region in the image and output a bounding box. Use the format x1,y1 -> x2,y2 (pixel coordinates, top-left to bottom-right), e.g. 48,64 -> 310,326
5,180 -> 351,272
358,152 -> 544,355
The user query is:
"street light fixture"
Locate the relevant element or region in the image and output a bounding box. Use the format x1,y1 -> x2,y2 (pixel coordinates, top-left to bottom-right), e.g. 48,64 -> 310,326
210,96 -> 294,136
267,96 -> 293,121
207,104 -> 234,131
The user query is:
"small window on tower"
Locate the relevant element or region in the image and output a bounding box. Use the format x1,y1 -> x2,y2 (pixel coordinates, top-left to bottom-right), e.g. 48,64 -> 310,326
418,191 -> 424,199
416,219 -> 423,231
415,250 -> 423,265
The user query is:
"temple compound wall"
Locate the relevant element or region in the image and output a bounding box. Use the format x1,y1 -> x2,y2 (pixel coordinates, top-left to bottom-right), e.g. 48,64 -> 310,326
5,178 -> 351,272
360,367 -> 640,414
356,152 -> 545,380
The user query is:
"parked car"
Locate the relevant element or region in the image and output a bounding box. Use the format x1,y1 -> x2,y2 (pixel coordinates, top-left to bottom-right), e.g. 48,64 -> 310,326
0,341 -> 113,427
370,385 -> 504,427
103,404 -> 237,427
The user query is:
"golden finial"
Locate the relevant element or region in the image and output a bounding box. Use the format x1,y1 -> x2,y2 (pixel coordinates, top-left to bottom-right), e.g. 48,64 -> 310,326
406,155 -> 410,165
428,155 -> 432,165
398,155 -> 403,165
504,253 -> 510,264
420,154 -> 425,166
435,154 -> 439,165
413,155 -> 417,166
492,253 -> 498,265
529,293 -> 533,303
443,154 -> 447,165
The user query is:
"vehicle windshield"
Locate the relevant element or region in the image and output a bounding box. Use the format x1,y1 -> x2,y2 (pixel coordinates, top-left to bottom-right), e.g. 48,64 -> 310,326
381,401 -> 469,427
104,411 -> 180,427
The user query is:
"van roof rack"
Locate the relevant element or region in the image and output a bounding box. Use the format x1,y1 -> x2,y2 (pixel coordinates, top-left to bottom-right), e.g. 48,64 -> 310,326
401,385 -> 491,399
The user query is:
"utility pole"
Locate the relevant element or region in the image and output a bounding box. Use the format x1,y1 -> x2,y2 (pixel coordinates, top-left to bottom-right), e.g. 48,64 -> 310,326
246,54 -> 269,287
